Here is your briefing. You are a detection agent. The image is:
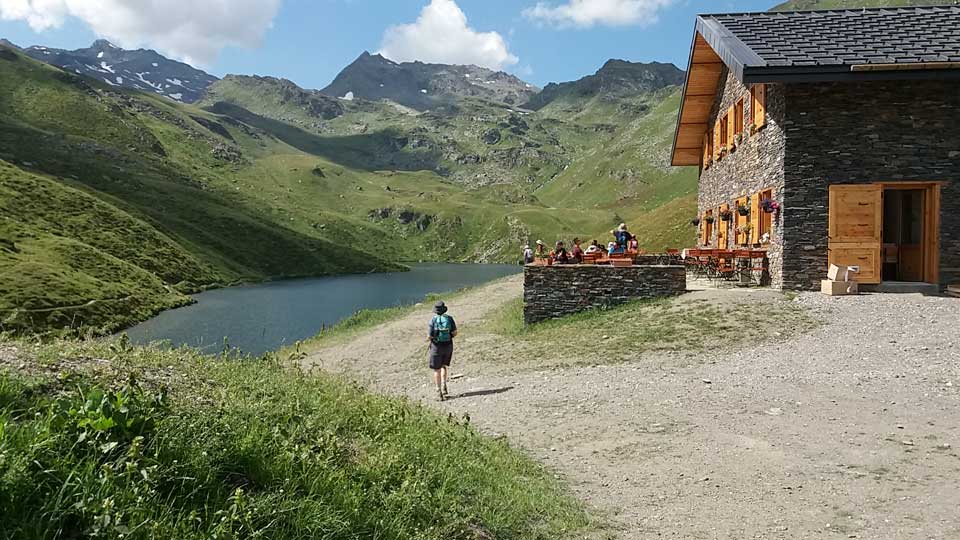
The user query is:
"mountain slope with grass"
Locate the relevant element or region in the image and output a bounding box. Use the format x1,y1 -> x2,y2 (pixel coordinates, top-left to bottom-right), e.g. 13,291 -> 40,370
0,45 -> 400,334
203,59 -> 698,250
1,39 -> 700,334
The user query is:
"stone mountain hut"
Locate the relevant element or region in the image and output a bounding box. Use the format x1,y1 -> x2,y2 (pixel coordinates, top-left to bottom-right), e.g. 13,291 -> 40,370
671,6 -> 960,291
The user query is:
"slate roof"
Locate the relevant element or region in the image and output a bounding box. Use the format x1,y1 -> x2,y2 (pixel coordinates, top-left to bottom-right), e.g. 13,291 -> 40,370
696,6 -> 960,83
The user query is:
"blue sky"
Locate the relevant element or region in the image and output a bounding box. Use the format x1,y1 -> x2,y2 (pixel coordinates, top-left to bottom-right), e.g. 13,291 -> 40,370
0,0 -> 779,89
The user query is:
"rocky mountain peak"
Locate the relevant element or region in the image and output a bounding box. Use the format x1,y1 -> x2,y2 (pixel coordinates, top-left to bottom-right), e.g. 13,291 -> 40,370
20,40 -> 218,103
0,38 -> 19,49
91,39 -> 118,50
321,52 -> 538,110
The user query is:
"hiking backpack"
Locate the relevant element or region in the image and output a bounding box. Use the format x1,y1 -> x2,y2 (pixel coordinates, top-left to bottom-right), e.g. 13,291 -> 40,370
433,315 -> 453,343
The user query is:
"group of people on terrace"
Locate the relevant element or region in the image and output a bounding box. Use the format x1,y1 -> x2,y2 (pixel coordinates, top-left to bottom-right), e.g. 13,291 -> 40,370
522,223 -> 639,265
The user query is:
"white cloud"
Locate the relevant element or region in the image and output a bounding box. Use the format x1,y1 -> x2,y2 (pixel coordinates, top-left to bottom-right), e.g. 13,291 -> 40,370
523,0 -> 674,28
378,0 -> 518,71
0,0 -> 282,65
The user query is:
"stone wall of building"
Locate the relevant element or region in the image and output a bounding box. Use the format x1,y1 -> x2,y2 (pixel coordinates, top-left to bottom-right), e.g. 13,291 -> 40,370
523,265 -> 686,324
697,68 -> 788,287
782,80 -> 960,289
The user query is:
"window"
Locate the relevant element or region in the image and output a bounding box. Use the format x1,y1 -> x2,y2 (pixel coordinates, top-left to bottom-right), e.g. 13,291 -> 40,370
734,98 -> 744,136
757,188 -> 774,243
735,196 -> 749,245
750,84 -> 766,128
718,203 -> 730,249
702,210 -> 714,246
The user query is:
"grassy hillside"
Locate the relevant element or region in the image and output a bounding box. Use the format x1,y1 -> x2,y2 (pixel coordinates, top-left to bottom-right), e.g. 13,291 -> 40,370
0,337 -> 590,539
1,43 -> 699,334
203,73 -> 698,253
0,46 -> 400,334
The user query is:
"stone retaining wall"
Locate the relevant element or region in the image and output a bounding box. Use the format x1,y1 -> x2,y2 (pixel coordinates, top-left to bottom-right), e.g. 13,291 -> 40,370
523,265 -> 687,324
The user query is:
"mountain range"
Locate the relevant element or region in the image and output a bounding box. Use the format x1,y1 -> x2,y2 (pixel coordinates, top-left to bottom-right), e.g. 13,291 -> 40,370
0,37 -> 695,334
16,39 -> 217,103
2,0 -> 933,334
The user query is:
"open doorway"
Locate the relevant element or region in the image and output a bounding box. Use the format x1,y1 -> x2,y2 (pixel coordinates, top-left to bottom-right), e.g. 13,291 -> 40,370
828,183 -> 940,286
883,189 -> 925,282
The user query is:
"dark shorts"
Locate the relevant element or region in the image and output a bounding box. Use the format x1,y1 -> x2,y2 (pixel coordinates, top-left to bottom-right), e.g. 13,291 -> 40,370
429,341 -> 453,370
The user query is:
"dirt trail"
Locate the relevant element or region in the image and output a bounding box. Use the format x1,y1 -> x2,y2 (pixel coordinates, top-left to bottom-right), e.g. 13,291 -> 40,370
304,275 -> 960,540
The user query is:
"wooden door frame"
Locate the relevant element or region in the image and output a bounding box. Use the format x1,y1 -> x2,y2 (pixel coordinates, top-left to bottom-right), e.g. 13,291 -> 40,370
878,182 -> 941,284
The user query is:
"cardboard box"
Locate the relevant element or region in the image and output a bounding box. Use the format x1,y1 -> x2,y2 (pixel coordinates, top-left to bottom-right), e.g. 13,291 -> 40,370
821,280 -> 858,296
827,264 -> 847,281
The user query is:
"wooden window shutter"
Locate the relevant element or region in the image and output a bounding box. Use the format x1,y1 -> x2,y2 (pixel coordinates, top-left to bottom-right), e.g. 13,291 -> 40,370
706,129 -> 713,164
735,99 -> 744,135
713,120 -> 722,160
752,84 -> 766,128
701,211 -> 708,245
726,106 -> 736,148
749,195 -> 760,244
718,204 -> 729,249
703,132 -> 710,166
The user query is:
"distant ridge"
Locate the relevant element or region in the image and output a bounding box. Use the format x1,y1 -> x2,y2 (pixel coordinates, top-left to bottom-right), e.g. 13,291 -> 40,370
320,51 -> 539,110
524,60 -> 685,111
20,39 -> 217,103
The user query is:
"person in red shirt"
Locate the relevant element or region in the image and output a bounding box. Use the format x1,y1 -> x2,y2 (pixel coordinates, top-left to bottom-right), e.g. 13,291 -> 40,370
570,237 -> 584,263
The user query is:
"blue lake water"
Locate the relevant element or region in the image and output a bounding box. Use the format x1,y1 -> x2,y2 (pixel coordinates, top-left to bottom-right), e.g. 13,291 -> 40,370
125,264 -> 520,356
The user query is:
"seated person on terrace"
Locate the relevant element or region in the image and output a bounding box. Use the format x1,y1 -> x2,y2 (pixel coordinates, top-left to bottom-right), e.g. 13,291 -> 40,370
535,239 -> 547,257
570,238 -> 584,263
552,241 -> 570,263
628,234 -> 639,252
609,223 -> 630,254
585,240 -> 602,254
607,241 -> 619,255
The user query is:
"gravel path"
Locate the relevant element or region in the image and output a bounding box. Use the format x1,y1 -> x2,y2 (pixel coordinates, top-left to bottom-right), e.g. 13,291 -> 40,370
304,276 -> 960,539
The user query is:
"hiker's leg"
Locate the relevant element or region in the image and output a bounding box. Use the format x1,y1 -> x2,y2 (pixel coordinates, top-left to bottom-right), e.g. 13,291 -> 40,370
441,366 -> 449,383
433,369 -> 442,389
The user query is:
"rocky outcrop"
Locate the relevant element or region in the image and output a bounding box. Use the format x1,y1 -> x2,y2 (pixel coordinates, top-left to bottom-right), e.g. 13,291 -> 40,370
320,51 -> 539,111
368,207 -> 434,232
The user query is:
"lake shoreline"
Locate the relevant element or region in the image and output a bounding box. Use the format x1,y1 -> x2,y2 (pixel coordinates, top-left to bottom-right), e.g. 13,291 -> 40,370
124,263 -> 522,356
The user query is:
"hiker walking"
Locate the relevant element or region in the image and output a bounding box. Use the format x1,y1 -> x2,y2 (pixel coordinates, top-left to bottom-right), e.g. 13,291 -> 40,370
522,244 -> 534,265
428,301 -> 457,401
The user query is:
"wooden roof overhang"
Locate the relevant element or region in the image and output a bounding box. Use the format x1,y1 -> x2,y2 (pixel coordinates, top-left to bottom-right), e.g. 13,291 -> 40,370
670,17 -> 758,166
670,12 -> 960,166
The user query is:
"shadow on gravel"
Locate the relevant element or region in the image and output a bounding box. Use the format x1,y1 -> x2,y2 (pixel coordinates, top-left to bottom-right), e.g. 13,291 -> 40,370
452,386 -> 514,400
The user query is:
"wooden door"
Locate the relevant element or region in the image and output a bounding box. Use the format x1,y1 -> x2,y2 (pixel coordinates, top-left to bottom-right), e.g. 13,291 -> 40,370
923,184 -> 941,284
828,185 -> 882,284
